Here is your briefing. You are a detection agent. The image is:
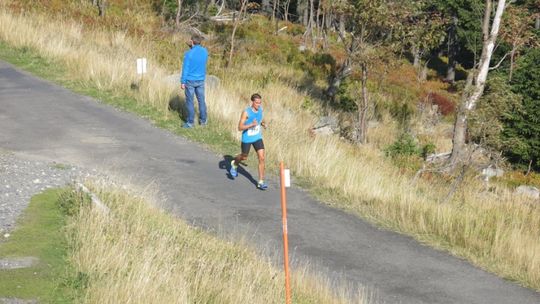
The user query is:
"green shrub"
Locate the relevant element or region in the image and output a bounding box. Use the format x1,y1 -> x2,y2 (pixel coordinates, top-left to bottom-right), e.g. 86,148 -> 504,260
385,133 -> 420,158
420,142 -> 436,159
58,187 -> 91,217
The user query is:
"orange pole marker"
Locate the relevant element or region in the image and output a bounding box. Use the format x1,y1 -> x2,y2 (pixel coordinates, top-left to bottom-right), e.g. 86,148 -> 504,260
280,161 -> 292,304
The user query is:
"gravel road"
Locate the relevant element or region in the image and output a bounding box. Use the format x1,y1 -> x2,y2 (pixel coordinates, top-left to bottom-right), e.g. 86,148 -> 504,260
0,151 -> 92,235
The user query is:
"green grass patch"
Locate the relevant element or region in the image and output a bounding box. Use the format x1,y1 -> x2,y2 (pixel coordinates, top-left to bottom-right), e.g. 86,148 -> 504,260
0,189 -> 78,303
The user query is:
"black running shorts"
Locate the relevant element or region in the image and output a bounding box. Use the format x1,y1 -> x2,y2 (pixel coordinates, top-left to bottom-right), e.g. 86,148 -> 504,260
241,139 -> 265,155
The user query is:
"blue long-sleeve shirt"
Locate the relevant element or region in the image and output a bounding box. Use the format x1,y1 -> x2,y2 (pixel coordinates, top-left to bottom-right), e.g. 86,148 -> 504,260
180,45 -> 208,84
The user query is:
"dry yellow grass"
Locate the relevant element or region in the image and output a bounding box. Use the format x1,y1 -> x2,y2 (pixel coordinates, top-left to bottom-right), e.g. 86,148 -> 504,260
67,181 -> 366,303
1,4 -> 539,291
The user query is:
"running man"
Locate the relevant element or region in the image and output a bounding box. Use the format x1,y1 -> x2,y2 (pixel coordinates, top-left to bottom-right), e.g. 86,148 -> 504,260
229,93 -> 268,190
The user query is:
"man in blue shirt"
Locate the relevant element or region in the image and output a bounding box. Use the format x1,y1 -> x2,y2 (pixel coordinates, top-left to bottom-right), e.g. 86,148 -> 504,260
181,34 -> 209,128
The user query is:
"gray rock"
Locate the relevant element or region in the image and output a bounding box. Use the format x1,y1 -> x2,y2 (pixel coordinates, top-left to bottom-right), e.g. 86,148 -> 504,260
206,75 -> 220,90
0,298 -> 39,304
311,125 -> 334,136
311,116 -> 340,136
164,73 -> 181,86
313,116 -> 339,131
481,166 -> 504,181
0,257 -> 39,270
514,185 -> 540,200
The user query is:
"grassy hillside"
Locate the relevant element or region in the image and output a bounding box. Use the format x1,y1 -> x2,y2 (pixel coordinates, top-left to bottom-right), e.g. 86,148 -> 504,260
1,0 -> 539,292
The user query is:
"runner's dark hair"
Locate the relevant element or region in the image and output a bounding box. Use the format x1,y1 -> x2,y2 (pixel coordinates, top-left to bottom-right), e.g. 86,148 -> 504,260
251,93 -> 262,101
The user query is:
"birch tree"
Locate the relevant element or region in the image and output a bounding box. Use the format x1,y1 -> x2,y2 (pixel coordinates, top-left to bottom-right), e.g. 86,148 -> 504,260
449,0 -> 508,164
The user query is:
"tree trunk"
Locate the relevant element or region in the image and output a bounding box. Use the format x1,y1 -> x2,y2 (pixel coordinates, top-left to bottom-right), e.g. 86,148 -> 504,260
449,0 -> 507,164
98,0 -> 107,17
175,0 -> 183,27
273,0 -> 280,35
412,45 -> 420,68
356,63 -> 369,144
451,104 -> 470,164
227,0 -> 248,68
309,0 -> 316,49
315,0 -> 321,39
321,12 -> 328,50
261,0 -> 271,14
338,14 -> 345,41
536,16 -> 540,30
326,58 -> 352,100
284,0 -> 291,22
420,59 -> 429,82
326,11 -> 333,30
302,6 -> 308,26
296,0 -> 308,25
509,46 -> 516,81
272,0 -> 277,21
446,15 -> 458,83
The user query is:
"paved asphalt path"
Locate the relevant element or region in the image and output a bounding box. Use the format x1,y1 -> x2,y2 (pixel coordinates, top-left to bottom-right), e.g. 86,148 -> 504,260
1,60 -> 539,304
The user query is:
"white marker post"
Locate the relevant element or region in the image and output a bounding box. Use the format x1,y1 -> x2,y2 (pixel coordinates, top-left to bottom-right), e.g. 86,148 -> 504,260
136,58 -> 147,87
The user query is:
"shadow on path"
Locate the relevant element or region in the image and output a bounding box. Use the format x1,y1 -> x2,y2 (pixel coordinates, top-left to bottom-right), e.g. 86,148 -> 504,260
219,155 -> 258,186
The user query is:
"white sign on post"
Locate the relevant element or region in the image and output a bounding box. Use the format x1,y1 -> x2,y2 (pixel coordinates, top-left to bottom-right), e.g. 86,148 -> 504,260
136,58 -> 147,74
284,169 -> 291,188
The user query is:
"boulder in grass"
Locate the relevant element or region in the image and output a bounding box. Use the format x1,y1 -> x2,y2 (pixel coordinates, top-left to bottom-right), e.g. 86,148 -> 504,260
481,166 -> 504,182
514,185 -> 540,200
206,75 -> 220,90
310,116 -> 339,136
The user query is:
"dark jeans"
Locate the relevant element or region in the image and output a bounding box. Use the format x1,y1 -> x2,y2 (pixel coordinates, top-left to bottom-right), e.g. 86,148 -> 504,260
184,80 -> 206,124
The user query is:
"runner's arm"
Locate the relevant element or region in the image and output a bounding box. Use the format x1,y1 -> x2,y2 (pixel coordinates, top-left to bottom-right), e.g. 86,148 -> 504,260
238,111 -> 257,131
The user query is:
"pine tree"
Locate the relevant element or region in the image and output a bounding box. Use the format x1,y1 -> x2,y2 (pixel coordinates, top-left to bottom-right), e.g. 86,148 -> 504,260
503,48 -> 540,171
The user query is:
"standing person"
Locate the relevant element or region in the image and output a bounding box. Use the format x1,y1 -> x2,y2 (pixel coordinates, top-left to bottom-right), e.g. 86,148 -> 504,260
230,93 -> 268,190
180,34 -> 209,128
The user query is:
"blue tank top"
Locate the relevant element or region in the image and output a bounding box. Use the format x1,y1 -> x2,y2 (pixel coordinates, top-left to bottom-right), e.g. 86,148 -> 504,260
241,106 -> 263,143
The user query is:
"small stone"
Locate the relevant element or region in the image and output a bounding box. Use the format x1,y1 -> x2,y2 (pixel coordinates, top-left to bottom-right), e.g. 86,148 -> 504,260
3,233 -> 9,238
33,179 -> 41,184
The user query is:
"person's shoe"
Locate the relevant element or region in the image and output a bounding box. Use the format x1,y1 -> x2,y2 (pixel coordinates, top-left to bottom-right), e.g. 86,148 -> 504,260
229,160 -> 238,178
199,120 -> 207,127
182,122 -> 193,128
257,180 -> 268,190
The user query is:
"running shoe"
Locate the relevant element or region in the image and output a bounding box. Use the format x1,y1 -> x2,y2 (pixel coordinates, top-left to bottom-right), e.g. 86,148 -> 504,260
229,160 -> 238,178
182,122 -> 193,128
257,180 -> 268,190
